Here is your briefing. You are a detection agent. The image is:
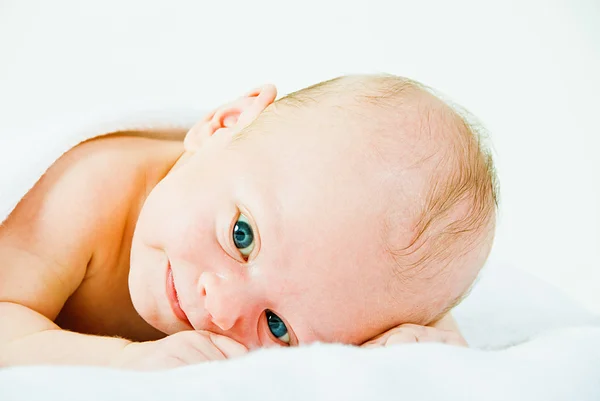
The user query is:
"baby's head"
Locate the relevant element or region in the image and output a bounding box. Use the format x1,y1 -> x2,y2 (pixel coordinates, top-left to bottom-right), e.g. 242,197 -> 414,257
129,74 -> 498,348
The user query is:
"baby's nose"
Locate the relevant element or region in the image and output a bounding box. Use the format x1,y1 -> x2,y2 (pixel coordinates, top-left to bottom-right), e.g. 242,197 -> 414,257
197,271 -> 257,332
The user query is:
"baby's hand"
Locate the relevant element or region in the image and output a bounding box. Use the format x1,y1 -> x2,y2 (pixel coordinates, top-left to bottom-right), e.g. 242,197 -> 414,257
361,324 -> 467,348
112,331 -> 248,370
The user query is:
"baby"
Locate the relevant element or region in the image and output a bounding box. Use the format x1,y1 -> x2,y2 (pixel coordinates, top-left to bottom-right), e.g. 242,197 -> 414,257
0,74 -> 497,369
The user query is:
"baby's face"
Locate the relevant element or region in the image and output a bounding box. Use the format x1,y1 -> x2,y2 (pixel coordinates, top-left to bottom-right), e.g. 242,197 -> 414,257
129,105 -> 420,349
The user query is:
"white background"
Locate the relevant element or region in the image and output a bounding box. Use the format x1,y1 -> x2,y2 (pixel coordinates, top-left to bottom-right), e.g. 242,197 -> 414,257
1,0 -> 598,312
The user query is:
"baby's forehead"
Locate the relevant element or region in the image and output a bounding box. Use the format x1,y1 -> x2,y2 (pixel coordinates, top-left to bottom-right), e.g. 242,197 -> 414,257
271,85 -> 446,142
239,96 -> 441,215
237,109 -> 369,168
238,83 -> 466,209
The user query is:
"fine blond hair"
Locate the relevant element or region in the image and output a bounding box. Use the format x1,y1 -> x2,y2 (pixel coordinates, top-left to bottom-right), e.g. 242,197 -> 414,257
276,74 -> 499,321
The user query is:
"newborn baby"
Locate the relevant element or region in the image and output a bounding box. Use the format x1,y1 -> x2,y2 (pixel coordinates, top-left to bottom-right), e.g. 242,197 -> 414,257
0,74 -> 497,369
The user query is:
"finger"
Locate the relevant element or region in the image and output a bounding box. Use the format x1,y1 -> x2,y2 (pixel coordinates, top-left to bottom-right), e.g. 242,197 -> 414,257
361,341 -> 382,348
362,333 -> 396,348
362,330 -> 416,347
362,324 -> 420,345
191,334 -> 227,361
208,333 -> 248,358
382,332 -> 418,346
175,331 -> 223,362
384,331 -> 420,346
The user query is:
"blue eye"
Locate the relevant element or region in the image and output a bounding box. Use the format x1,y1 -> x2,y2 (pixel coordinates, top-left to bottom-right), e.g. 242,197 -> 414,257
266,310 -> 290,344
232,214 -> 255,258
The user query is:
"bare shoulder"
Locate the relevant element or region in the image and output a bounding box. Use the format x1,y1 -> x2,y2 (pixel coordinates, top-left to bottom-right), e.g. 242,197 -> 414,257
3,133 -> 149,249
0,133 -> 153,319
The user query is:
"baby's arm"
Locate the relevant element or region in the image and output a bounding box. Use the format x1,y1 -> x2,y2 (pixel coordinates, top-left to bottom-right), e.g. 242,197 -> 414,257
0,302 -> 246,369
0,223 -> 133,367
0,303 -> 130,366
0,143 -> 124,364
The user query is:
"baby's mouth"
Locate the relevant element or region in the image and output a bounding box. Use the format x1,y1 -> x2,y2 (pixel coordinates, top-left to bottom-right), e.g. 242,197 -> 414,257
166,260 -> 192,327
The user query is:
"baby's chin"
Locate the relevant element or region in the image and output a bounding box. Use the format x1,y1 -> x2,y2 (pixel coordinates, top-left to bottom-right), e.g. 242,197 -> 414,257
129,287 -> 180,335
128,281 -> 157,326
126,236 -> 167,326
128,270 -> 192,336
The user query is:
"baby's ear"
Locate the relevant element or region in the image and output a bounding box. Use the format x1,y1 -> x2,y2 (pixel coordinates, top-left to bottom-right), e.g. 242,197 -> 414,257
184,84 -> 277,152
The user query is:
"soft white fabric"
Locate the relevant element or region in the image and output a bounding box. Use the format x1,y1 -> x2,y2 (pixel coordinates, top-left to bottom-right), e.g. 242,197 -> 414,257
1,328 -> 600,401
0,110 -> 599,400
454,260 -> 600,349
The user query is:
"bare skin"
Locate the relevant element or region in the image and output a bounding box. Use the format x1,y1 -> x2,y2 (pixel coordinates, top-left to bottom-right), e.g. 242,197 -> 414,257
51,133 -> 184,341
0,131 -> 253,368
0,82 -> 474,369
3,133 -> 179,340
0,130 -> 463,368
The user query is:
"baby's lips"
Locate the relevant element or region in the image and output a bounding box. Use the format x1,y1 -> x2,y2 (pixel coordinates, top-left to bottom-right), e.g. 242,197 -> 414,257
208,333 -> 248,358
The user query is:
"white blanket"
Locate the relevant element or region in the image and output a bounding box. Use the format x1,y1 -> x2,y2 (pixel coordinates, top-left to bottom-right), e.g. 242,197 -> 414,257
1,109 -> 599,400
1,328 -> 599,401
